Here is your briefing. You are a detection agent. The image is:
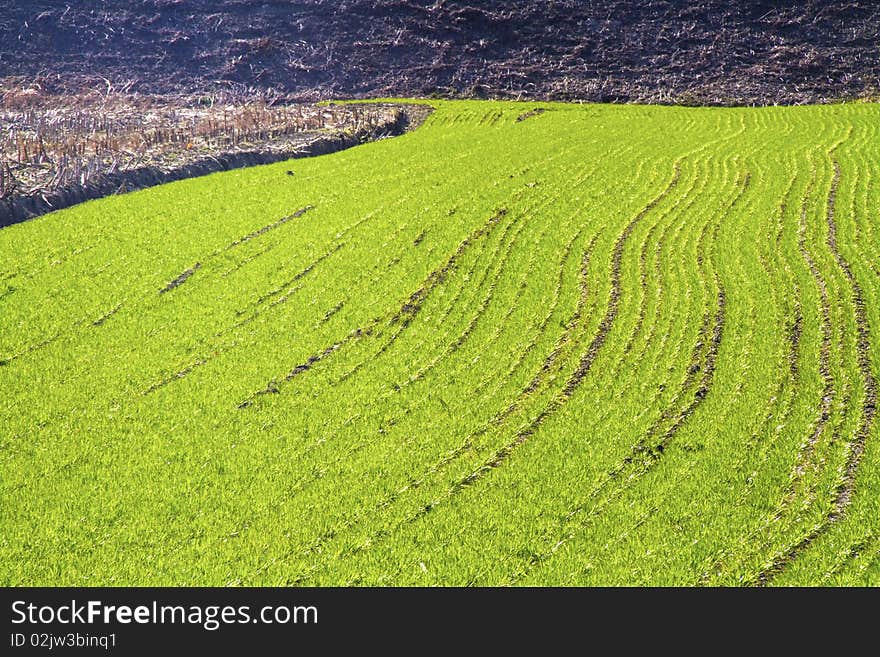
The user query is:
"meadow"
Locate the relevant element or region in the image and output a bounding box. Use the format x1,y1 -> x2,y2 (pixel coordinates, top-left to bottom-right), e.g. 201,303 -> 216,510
0,100 -> 878,585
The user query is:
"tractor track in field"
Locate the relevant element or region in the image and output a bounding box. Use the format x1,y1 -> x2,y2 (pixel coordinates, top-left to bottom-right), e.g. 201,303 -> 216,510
394,207 -> 509,328
221,206 -> 314,252
397,163 -> 681,508
507,167 -> 748,584
398,161 -> 685,522
443,220 -> 523,355
384,209 -> 506,327
704,161 -> 832,587
141,209 -> 384,396
518,230 -> 595,397
756,143 -> 876,585
131,205 -> 316,395
237,207 -> 509,407
612,156 -> 706,403
272,172 -> 642,585
378,162 -> 696,540
277,229 -> 597,584
502,229 -> 599,388
623,221 -> 659,355
383,224 -> 593,477
455,220 -> 550,371
331,207 -> 510,386
697,171 -> 804,584
396,214 -> 525,388
3,206 -> 316,371
248,205 -> 388,311
91,303 -> 124,327
224,203 -> 530,557
468,156 -> 631,413
787,296 -> 803,378
141,202 -> 425,399
255,212 -> 529,554
320,300 -> 346,324
511,283 -> 726,584
825,158 -> 877,515
2,330 -> 68,366
254,244 -> 344,306
159,262 -> 201,294
772,164 -> 833,524
247,212 -> 519,407
347,217 -> 596,521
288,214 -> 525,478
244,222 -> 528,580
822,532 -> 879,581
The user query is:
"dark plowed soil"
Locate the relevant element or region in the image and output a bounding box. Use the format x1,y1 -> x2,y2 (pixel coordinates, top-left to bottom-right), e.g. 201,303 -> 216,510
2,2 -> 878,105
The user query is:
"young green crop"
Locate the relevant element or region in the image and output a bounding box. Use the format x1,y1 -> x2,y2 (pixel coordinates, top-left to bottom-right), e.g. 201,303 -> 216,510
0,100 -> 877,586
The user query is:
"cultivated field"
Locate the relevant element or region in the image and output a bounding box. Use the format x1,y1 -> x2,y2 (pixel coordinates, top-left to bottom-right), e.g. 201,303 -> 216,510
0,86 -> 409,227
0,100 -> 878,585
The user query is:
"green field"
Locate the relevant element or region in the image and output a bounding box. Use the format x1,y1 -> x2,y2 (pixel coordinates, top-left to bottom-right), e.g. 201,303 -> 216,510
1,100 -> 878,586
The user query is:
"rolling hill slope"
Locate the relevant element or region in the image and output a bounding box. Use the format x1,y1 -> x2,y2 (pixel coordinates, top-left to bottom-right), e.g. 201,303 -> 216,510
1,100 -> 878,585
2,1 -> 879,104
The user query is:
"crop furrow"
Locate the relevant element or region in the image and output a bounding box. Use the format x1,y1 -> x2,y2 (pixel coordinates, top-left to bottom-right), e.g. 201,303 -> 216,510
518,234 -> 594,397
237,207 -> 511,406
773,166 -> 833,521
219,205 -> 314,252
159,262 -> 201,294
451,162 -> 685,488
510,284 -> 726,585
508,166 -> 749,585
706,155 -> 832,587
395,214 -> 526,388
756,141 -> 876,584
91,302 -> 124,327
696,169 -> 803,583
247,214 -> 518,407
289,160 -> 687,580
824,158 -> 877,515
261,187 -> 626,585
319,300 -> 346,325
330,208 -> 510,385
821,533 -> 878,582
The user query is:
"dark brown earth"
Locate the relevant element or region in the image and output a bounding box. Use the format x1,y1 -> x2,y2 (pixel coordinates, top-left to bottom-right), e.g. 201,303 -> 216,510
1,1 -> 878,105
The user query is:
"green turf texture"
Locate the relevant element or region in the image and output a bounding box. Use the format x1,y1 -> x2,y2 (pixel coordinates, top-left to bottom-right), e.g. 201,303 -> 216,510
1,100 -> 878,586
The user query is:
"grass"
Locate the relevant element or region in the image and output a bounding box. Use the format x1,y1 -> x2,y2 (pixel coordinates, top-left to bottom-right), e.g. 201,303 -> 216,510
0,99 -> 878,586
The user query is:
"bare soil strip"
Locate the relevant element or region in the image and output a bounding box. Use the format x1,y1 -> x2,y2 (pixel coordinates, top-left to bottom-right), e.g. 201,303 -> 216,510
142,358 -> 209,396
222,205 -> 314,251
320,300 -> 346,324
159,262 -> 201,294
91,303 -> 123,327
516,108 -> 547,123
788,299 -> 803,378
